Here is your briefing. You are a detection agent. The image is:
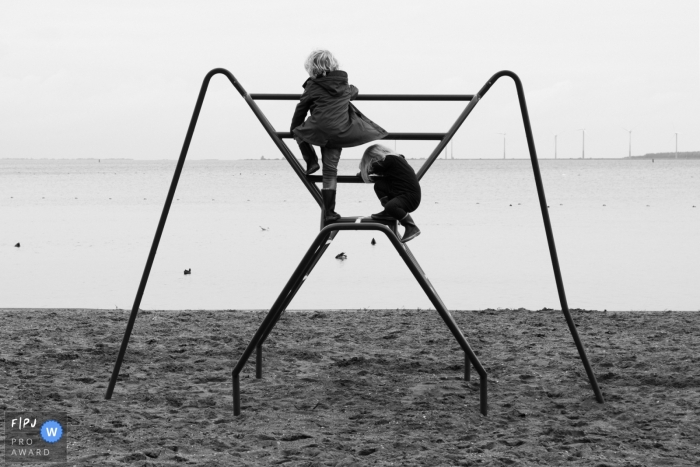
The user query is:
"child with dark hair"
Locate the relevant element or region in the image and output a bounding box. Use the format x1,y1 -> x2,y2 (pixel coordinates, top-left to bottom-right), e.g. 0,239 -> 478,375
359,144 -> 421,243
291,49 -> 387,223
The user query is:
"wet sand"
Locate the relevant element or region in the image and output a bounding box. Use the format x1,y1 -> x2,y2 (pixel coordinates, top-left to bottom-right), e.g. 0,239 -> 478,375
1,308 -> 699,466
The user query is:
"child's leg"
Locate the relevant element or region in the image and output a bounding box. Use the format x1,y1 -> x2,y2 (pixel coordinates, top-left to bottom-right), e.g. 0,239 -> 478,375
371,196 -> 407,220
320,147 -> 342,190
373,179 -> 393,202
381,198 -> 408,219
320,146 -> 342,222
373,179 -> 395,207
296,139 -> 320,175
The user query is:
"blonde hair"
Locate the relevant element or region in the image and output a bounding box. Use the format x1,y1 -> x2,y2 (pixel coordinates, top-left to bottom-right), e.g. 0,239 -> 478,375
304,50 -> 339,78
359,144 -> 394,183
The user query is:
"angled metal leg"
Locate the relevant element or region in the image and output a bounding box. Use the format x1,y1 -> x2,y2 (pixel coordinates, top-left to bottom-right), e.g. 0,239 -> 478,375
412,70 -> 603,404
403,243 -> 447,310
465,353 -> 471,381
255,230 -> 337,378
388,229 -> 486,415
503,71 -> 603,403
403,242 -> 470,380
263,229 -> 338,343
232,229 -> 334,415
105,69 -> 222,400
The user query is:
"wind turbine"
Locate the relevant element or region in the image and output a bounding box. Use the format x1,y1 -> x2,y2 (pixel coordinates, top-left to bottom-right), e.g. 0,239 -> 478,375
674,131 -> 680,159
622,127 -> 633,158
578,128 -> 586,159
496,132 -> 506,159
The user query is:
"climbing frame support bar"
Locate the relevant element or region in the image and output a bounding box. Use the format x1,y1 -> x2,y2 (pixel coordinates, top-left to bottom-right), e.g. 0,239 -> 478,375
251,94 -> 474,101
255,230 -> 337,379
492,71 -> 605,403
276,132 -> 447,140
232,223 -> 488,416
413,70 -> 603,404
510,71 -> 604,403
233,374 -> 240,414
231,229 -> 337,415
403,241 -> 472,380
105,68 -> 224,400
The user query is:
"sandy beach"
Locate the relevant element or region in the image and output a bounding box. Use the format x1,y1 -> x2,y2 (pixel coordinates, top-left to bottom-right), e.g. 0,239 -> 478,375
1,308 -> 699,466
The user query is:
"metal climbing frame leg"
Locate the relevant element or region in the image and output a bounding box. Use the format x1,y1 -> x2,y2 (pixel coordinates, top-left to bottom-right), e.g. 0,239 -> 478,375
255,230 -> 338,379
104,69 -> 221,400
487,71 -> 604,403
403,242 -> 471,381
231,229 -> 338,415
232,223 -> 488,417
396,234 -> 484,412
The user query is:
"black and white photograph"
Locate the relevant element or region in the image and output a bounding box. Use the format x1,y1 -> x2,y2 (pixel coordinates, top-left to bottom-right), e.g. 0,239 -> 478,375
1,1 -> 699,465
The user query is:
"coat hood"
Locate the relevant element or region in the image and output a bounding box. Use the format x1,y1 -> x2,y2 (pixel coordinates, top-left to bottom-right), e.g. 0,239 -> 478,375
303,70 -> 349,97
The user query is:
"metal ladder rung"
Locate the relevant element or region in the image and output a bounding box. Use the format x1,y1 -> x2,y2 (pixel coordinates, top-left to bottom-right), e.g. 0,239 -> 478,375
276,132 -> 447,141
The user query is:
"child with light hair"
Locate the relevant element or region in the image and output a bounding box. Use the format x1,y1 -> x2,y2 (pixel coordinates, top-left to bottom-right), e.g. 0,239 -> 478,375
291,49 -> 387,223
359,144 -> 421,243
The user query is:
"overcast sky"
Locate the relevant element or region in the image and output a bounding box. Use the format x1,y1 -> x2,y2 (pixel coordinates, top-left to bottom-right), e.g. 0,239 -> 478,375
1,0 -> 698,160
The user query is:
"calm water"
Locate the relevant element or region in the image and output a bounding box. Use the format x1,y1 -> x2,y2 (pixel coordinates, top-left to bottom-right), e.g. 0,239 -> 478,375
1,158 -> 698,311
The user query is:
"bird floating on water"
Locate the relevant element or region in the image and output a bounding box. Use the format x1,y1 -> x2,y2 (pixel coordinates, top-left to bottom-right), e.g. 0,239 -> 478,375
335,252 -> 347,260
184,268 -> 191,275
15,242 -> 20,248
371,238 -> 376,245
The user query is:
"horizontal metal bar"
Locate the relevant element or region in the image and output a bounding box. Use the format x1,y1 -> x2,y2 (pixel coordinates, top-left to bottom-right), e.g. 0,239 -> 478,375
330,216 -> 396,224
277,132 -> 446,141
251,94 -> 473,101
307,174 -> 363,184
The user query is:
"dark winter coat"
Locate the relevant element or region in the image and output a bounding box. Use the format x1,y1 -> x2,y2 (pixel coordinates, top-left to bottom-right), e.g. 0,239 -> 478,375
290,70 -> 388,148
370,154 -> 421,208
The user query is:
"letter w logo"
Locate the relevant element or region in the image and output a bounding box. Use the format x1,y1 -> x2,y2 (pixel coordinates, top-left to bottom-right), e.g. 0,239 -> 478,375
46,427 -> 58,437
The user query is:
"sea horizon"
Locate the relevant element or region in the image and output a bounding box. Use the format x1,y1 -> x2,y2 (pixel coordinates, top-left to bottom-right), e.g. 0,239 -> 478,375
2,158 -> 698,311
3,154 -> 700,161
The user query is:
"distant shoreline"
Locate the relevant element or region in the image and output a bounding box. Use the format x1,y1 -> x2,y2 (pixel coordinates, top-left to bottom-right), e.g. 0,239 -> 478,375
3,153 -> 700,161
624,151 -> 700,160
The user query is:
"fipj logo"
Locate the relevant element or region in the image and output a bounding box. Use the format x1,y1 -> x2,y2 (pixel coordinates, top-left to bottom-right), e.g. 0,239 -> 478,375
4,411 -> 67,464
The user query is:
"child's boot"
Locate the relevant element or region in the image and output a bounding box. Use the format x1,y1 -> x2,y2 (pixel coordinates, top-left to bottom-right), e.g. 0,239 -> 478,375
299,142 -> 320,175
399,214 -> 421,243
322,189 -> 341,223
